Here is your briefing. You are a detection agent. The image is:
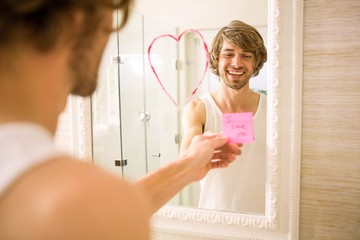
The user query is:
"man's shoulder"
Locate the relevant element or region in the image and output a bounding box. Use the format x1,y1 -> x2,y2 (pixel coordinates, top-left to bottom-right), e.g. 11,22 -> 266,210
185,97 -> 205,111
0,157 -> 150,239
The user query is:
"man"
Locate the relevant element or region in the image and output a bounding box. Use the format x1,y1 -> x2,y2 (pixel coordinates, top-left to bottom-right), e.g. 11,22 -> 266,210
180,20 -> 267,214
0,1 -> 241,239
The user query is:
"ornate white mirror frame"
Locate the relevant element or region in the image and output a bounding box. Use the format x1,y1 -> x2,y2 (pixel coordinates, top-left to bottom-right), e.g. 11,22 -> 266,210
57,0 -> 303,239
149,0 -> 304,239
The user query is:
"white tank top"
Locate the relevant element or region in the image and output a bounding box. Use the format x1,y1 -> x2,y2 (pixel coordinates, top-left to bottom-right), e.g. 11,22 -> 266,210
0,123 -> 61,196
198,93 -> 267,214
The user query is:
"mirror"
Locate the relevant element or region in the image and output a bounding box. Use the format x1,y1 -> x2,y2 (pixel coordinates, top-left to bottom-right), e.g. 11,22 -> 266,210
91,0 -> 268,210
84,0 -> 302,239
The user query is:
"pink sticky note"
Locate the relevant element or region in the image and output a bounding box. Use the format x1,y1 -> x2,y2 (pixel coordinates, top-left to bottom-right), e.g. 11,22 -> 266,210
222,112 -> 254,144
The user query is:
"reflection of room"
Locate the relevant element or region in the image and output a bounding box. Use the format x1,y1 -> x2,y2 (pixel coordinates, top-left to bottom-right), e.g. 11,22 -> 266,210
90,0 -> 268,208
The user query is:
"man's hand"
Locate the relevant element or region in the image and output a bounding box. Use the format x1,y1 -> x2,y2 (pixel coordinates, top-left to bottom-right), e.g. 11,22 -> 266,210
178,131 -> 242,182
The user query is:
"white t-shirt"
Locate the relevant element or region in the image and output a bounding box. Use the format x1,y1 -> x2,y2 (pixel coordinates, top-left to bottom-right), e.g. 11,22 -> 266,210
198,93 -> 267,214
0,123 -> 60,196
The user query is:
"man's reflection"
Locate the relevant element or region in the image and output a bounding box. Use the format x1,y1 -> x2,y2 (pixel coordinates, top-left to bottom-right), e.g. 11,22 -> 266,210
180,20 -> 267,214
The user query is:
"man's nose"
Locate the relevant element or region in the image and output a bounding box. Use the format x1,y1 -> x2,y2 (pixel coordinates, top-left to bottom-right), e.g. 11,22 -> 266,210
231,56 -> 243,68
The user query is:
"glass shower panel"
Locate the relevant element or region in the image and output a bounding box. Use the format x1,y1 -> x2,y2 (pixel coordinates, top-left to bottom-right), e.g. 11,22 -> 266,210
91,28 -> 124,177
116,11 -> 148,181
143,16 -> 180,205
143,17 -> 179,174
92,11 -> 147,180
91,11 -> 180,206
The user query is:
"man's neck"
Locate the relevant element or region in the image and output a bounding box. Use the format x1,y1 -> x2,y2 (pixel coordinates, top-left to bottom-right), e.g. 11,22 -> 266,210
212,85 -> 260,114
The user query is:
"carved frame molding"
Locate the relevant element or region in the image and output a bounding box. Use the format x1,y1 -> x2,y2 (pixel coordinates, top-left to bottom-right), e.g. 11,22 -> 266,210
150,0 -> 303,239
64,0 -> 303,238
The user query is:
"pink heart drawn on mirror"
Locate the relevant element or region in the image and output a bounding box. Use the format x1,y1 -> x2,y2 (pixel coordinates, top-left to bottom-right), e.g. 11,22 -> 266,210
147,29 -> 209,109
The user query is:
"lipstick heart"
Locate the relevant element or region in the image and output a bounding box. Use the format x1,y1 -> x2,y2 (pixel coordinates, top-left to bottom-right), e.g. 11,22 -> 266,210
147,29 -> 209,108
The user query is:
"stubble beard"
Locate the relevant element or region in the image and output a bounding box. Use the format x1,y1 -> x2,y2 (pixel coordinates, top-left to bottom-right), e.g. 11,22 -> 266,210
69,56 -> 98,97
68,33 -> 100,97
220,75 -> 250,91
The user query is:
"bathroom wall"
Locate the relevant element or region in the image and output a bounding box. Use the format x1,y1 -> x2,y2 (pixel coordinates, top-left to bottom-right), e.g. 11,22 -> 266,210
132,0 -> 267,29
300,0 -> 360,239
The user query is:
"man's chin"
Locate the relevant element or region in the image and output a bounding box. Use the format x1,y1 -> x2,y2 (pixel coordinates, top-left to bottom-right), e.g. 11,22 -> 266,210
71,84 -> 97,97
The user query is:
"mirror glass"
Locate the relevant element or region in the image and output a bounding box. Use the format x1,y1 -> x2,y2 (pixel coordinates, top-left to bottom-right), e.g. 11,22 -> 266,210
91,0 -> 268,212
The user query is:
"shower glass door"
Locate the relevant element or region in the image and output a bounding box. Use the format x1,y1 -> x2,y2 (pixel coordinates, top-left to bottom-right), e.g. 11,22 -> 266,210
91,11 -> 180,204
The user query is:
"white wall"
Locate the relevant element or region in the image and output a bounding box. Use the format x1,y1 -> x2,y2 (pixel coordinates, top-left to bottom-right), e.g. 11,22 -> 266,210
131,0 -> 268,29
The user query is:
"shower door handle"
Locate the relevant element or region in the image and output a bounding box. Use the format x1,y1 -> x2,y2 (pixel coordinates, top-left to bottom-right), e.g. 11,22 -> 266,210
139,111 -> 150,121
152,153 -> 161,158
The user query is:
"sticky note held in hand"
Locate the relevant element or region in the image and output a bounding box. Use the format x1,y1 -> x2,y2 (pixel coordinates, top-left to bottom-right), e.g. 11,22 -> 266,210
222,112 -> 254,144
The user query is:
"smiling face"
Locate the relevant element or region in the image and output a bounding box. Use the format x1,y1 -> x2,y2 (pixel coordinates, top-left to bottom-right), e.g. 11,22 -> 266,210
209,20 -> 267,85
218,40 -> 255,90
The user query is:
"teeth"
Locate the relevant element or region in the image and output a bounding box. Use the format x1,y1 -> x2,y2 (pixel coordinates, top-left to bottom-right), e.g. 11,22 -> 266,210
228,71 -> 244,75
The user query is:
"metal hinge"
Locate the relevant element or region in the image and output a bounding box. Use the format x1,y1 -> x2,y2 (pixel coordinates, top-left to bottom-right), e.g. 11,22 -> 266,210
172,59 -> 182,70
114,159 -> 127,167
175,134 -> 181,144
111,55 -> 124,64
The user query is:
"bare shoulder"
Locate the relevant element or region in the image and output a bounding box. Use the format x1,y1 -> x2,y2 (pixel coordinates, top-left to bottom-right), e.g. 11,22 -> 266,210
183,98 -> 206,123
0,155 -> 150,240
180,98 -> 207,152
185,98 -> 205,112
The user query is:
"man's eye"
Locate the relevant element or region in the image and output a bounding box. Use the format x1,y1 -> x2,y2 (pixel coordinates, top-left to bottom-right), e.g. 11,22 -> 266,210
223,53 -> 234,57
243,55 -> 253,59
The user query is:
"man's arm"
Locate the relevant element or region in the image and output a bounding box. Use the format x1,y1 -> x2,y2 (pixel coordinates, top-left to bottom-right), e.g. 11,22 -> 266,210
134,99 -> 241,214
0,133 -> 240,240
135,132 -> 240,214
179,99 -> 206,153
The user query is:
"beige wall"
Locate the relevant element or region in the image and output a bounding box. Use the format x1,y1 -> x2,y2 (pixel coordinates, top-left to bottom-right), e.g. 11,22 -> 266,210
301,0 -> 360,239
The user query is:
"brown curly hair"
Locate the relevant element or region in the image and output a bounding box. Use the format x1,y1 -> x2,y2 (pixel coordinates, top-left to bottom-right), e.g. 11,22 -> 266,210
0,0 -> 132,51
209,20 -> 267,77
